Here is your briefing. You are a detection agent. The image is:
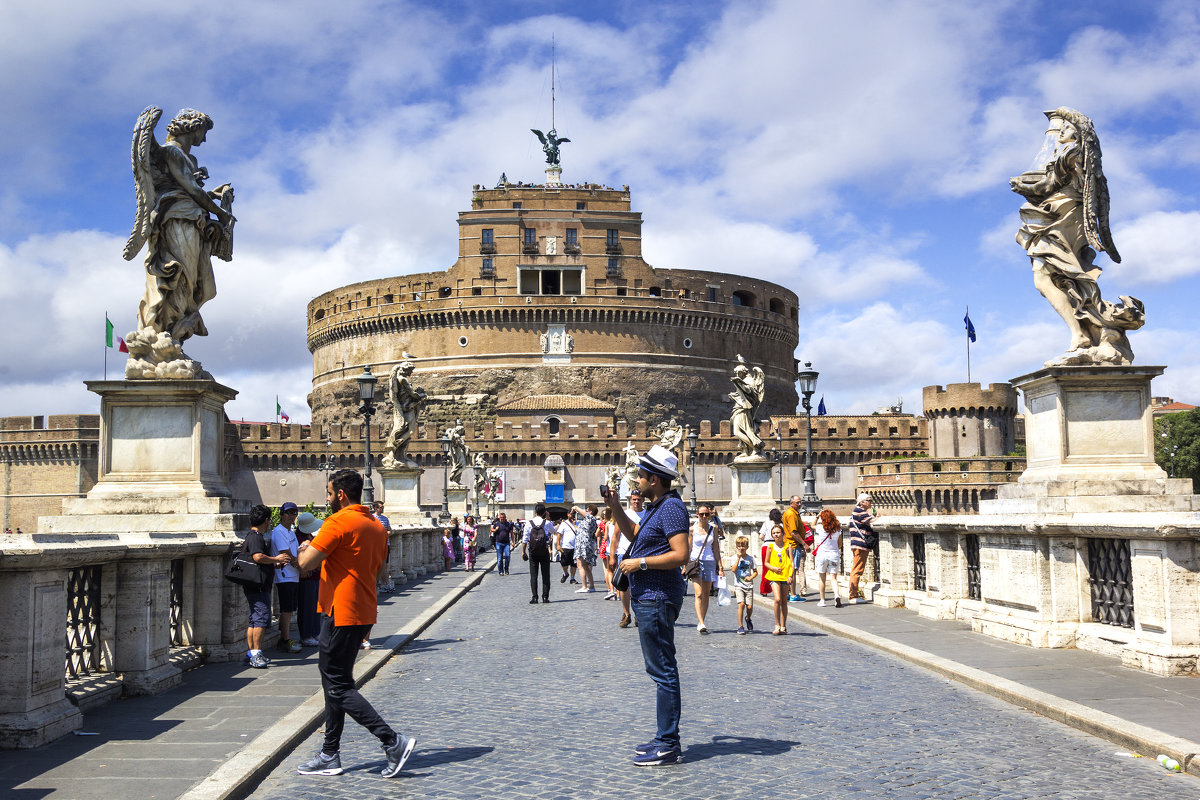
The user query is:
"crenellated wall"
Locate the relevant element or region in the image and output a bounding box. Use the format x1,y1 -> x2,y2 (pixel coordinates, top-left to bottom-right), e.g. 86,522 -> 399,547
0,415 -> 100,533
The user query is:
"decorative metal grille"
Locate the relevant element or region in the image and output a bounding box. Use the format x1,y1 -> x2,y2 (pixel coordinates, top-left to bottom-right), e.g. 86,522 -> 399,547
1088,538 -> 1134,628
170,558 -> 184,646
912,533 -> 927,591
964,534 -> 981,601
65,566 -> 101,679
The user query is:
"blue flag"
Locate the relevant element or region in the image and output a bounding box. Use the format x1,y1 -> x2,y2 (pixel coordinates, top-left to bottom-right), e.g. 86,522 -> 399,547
964,313 -> 976,343
817,396 -> 827,416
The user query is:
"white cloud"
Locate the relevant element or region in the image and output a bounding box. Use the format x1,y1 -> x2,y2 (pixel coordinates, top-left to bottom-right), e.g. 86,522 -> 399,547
1109,211 -> 1200,284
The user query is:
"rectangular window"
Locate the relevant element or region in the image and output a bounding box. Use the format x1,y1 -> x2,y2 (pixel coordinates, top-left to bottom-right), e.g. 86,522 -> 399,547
576,201 -> 586,210
524,228 -> 537,244
519,268 -> 583,296
827,428 -> 836,436
868,427 -> 878,436
889,426 -> 898,436
562,270 -> 582,295
707,287 -> 718,302
481,257 -> 494,275
519,270 -> 539,294
847,427 -> 856,435
481,229 -> 494,245
512,202 -> 522,209
607,257 -> 619,273
566,228 -> 577,245
825,466 -> 839,481
541,270 -> 560,294
606,229 -> 619,245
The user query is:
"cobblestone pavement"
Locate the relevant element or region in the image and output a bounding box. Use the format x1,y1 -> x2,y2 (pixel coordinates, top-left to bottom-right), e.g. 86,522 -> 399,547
251,562 -> 1198,800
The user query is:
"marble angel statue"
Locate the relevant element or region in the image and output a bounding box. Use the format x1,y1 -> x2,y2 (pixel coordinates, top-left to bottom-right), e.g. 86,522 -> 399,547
622,441 -> 641,492
122,107 -> 236,379
445,424 -> 469,486
655,417 -> 687,484
382,357 -> 426,468
473,452 -> 489,496
1010,107 -> 1144,366
729,355 -> 766,460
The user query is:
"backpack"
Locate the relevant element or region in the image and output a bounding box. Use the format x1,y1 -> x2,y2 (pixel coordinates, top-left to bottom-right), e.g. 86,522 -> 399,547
528,517 -> 551,558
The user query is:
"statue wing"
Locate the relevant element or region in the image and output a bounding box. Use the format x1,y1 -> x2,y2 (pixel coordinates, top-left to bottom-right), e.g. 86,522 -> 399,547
556,137 -> 571,145
123,106 -> 163,261
1080,130 -> 1121,263
750,367 -> 766,403
531,129 -> 547,146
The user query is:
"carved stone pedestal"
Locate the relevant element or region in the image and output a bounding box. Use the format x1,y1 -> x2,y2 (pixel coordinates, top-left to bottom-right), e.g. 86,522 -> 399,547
447,486 -> 469,519
723,458 -> 779,521
380,465 -> 430,527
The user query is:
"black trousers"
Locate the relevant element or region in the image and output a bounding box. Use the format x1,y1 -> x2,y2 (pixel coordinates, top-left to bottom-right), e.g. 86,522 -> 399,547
319,615 -> 395,754
528,554 -> 551,600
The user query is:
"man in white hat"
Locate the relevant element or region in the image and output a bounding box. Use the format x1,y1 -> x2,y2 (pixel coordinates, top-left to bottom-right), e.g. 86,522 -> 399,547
602,444 -> 691,766
848,492 -> 878,602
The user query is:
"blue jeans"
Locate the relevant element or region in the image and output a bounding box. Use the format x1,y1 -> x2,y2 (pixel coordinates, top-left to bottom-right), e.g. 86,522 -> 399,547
632,597 -> 682,748
495,542 -> 512,573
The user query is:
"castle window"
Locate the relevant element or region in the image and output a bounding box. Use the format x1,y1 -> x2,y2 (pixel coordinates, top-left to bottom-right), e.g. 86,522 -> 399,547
769,297 -> 785,314
825,466 -> 839,481
847,427 -> 856,435
314,308 -> 325,321
683,338 -> 693,349
731,290 -> 755,307
607,257 -> 620,277
576,201 -> 586,210
566,228 -> 578,245
481,258 -> 494,277
512,202 -> 522,209
707,286 -> 718,302
616,287 -> 627,296
606,229 -> 619,245
545,416 -> 562,435
648,286 -> 661,297
518,268 -> 583,296
481,229 -> 494,245
889,426 -> 898,436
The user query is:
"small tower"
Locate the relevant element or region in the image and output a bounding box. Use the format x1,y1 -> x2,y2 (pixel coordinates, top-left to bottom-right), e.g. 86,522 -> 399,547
923,383 -> 1018,458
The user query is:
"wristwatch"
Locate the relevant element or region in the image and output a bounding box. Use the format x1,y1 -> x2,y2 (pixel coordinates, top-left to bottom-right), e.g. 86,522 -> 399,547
639,558 -> 648,571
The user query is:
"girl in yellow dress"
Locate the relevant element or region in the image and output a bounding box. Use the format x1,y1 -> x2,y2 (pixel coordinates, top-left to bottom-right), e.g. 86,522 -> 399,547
764,524 -> 794,635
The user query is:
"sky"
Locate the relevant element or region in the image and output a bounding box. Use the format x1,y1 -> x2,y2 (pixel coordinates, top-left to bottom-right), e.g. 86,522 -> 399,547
2,0 -> 1199,425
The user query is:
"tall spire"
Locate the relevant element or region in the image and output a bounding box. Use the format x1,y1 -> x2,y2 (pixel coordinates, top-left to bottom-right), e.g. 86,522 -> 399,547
530,33 -> 570,184
551,33 -> 556,131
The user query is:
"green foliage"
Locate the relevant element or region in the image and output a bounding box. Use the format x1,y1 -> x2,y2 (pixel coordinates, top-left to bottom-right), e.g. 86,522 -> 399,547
1005,444 -> 1027,458
1155,410 -> 1200,491
881,452 -> 926,461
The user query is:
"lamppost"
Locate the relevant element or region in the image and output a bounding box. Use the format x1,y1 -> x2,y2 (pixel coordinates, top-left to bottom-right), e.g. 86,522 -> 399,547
355,366 -> 378,506
438,431 -> 452,524
686,427 -> 699,514
775,427 -> 784,504
317,436 -> 335,507
797,361 -> 821,516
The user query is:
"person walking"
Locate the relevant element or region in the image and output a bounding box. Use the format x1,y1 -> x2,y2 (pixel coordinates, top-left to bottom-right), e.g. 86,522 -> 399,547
490,512 -> 515,575
463,524 -> 477,572
441,528 -> 455,572
243,504 -> 293,668
295,511 -> 323,647
687,503 -> 723,633
731,535 -> 758,634
295,469 -> 417,779
372,501 -> 395,593
270,502 -> 302,653
603,445 -> 690,766
572,504 -> 599,593
781,496 -> 808,602
556,511 -> 578,585
848,493 -> 879,602
764,523 -> 793,635
521,503 -> 555,603
598,508 -> 616,599
813,509 -> 844,608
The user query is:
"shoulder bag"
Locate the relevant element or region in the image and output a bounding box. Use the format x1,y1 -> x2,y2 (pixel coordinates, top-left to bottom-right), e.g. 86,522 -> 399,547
224,533 -> 270,588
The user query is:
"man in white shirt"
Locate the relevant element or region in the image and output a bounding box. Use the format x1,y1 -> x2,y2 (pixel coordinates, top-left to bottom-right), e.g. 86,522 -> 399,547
271,502 -> 302,653
556,511 -> 579,585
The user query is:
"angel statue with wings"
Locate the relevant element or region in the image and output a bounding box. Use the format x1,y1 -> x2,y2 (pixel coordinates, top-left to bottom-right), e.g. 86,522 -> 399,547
445,424 -> 469,486
729,355 -> 766,460
1010,107 -> 1144,366
122,107 -> 236,379
531,128 -> 570,166
382,356 -> 426,469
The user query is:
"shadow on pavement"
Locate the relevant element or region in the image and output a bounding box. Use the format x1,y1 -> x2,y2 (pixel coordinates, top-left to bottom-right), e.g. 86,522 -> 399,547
684,734 -> 800,763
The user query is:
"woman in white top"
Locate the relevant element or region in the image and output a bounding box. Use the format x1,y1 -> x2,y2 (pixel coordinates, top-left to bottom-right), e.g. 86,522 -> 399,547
688,503 -> 724,633
812,508 -> 843,608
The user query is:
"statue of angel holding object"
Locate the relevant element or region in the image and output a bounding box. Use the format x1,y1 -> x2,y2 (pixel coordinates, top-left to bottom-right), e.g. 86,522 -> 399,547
122,107 -> 236,379
729,355 -> 766,460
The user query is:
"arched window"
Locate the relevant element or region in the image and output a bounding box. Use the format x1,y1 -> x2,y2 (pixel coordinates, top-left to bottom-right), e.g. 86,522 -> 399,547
544,416 -> 562,436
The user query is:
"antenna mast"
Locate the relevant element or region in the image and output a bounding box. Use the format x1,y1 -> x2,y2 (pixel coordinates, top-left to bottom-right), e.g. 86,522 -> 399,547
551,34 -> 556,130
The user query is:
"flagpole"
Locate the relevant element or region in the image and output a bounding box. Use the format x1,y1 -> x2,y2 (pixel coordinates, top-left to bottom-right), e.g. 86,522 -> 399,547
966,305 -> 971,383
104,311 -> 108,380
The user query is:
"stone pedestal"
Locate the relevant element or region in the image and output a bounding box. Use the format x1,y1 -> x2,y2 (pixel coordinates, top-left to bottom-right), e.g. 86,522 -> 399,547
84,379 -> 237,499
380,465 -> 431,527
447,485 -> 469,519
545,165 -> 562,186
723,459 -> 779,521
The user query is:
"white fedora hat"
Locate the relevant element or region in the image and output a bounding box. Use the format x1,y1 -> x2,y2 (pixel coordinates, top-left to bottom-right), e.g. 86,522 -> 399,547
638,444 -> 680,479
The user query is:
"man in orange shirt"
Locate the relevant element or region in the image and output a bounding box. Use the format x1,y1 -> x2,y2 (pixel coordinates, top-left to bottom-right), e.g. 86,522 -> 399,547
781,495 -> 809,602
295,469 -> 416,779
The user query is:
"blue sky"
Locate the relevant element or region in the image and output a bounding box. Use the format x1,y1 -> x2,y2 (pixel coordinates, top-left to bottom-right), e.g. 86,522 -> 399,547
2,0 -> 1199,424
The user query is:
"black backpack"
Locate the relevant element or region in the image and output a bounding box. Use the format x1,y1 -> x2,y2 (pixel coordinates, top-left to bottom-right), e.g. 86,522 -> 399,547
528,518 -> 551,558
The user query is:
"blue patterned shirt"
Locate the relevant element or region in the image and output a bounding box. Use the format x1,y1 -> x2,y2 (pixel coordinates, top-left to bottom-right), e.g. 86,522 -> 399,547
627,491 -> 689,603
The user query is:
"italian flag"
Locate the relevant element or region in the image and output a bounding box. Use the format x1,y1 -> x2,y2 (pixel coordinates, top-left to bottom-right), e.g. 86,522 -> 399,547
105,315 -> 128,352
276,398 -> 289,423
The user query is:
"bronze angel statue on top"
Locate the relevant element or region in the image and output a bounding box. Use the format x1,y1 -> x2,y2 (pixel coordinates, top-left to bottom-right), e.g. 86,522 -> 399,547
122,107 -> 236,379
1010,107 -> 1144,366
531,128 -> 570,166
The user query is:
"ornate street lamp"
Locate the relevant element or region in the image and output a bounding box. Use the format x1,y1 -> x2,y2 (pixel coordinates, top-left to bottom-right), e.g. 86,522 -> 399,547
797,361 -> 821,516
439,431 -> 452,524
355,366 -> 378,506
686,427 -> 700,514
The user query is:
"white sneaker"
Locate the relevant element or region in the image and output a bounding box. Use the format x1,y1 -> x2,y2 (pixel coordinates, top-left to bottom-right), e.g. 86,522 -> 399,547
697,623 -> 709,634
574,587 -> 590,593
817,599 -> 827,607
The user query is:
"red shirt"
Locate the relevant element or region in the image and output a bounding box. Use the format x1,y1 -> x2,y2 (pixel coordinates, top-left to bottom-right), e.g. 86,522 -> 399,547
310,504 -> 386,626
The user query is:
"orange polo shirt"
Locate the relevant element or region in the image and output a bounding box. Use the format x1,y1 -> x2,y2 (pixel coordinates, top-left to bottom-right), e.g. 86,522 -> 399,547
310,504 -> 386,626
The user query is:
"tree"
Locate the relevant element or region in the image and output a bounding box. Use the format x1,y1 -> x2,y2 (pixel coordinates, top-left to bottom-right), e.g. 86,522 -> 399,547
1154,410 -> 1200,492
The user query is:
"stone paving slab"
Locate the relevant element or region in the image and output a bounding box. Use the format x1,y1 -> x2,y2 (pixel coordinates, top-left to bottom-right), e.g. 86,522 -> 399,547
0,559 -> 492,799
248,563 -> 1199,799
785,597 -> 1200,774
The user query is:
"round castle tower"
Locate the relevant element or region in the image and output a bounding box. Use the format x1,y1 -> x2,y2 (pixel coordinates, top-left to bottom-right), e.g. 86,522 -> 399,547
923,383 -> 1018,459
306,181 -> 800,430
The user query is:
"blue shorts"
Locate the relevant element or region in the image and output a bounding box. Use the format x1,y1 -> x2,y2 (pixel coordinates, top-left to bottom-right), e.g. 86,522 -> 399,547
244,586 -> 271,628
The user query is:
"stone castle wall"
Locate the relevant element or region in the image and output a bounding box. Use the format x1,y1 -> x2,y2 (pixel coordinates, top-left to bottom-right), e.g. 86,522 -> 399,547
0,415 -> 100,532
922,383 -> 1018,459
